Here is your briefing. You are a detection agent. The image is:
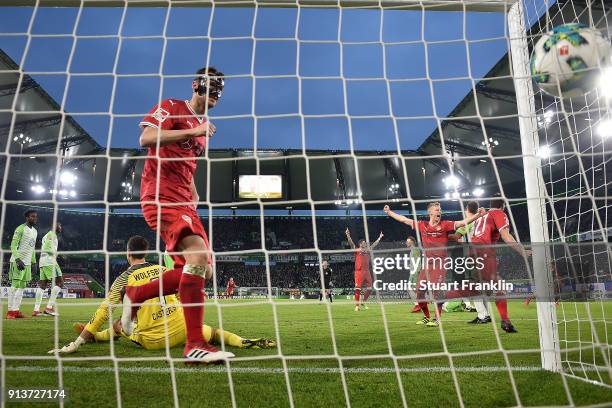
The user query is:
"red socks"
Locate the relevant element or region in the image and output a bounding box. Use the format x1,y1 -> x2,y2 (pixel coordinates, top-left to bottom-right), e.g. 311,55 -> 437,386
436,302 -> 444,319
179,273 -> 206,345
355,289 -> 360,304
127,267 -> 182,303
363,289 -> 371,302
420,302 -> 430,319
495,299 -> 509,321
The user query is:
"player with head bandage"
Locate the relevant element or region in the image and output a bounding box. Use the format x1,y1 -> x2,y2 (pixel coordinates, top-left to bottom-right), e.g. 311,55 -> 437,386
118,67 -> 234,364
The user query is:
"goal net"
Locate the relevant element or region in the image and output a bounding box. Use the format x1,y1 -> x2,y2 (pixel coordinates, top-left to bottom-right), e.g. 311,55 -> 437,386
524,0 -> 612,387
0,0 -> 611,406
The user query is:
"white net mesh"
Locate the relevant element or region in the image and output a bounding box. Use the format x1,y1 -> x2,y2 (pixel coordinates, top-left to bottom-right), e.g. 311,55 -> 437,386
523,0 -> 612,387
0,0 -> 611,406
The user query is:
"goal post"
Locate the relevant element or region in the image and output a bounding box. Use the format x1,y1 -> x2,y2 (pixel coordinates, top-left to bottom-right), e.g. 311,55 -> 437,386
508,0 -> 562,373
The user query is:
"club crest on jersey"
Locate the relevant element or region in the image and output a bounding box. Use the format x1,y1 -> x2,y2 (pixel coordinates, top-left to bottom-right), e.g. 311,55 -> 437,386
180,139 -> 195,150
152,107 -> 170,123
181,215 -> 193,225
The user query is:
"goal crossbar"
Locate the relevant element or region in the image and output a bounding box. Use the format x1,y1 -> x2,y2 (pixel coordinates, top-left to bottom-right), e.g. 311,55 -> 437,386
5,0 -> 514,13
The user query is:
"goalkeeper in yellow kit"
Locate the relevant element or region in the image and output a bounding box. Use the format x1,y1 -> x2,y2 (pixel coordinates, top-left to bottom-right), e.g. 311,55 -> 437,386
49,236 -> 275,354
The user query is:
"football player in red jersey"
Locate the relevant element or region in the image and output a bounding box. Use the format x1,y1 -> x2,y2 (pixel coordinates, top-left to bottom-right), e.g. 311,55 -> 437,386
346,228 -> 383,311
470,198 -> 530,333
120,67 -> 235,364
226,277 -> 235,299
384,203 -> 485,326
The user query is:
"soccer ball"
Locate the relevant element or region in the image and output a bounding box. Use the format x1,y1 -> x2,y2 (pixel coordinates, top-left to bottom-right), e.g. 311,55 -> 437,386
530,23 -> 611,99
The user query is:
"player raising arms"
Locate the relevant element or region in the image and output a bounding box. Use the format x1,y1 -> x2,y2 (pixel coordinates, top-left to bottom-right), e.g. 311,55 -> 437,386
33,222 -> 63,317
470,198 -> 530,333
345,228 -> 383,312
50,236 -> 273,355
120,67 -> 234,364
384,203 -> 484,326
7,210 -> 38,319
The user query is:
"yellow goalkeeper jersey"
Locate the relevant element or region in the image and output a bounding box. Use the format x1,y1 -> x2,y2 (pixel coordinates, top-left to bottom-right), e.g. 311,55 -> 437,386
127,263 -> 185,344
84,262 -> 185,343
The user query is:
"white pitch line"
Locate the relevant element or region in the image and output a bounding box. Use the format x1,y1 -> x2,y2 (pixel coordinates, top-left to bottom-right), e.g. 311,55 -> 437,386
8,365 -> 611,375
4,366 -> 552,375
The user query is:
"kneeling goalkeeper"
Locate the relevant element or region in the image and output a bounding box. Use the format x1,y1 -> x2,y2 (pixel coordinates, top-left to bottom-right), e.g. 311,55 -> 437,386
49,236 -> 275,354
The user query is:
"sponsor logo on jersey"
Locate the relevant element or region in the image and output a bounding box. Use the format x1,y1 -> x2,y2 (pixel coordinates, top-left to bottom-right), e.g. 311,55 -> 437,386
182,215 -> 193,225
152,107 -> 170,123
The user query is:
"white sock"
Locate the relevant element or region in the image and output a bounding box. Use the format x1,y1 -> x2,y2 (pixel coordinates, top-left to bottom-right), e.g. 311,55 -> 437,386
463,299 -> 474,308
47,286 -> 61,308
14,288 -> 24,311
34,288 -> 44,312
7,287 -> 16,311
475,300 -> 490,320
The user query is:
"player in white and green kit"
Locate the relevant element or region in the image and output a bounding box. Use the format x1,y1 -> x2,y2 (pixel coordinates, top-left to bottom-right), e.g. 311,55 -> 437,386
406,236 -> 423,313
33,223 -> 64,316
7,210 -> 38,319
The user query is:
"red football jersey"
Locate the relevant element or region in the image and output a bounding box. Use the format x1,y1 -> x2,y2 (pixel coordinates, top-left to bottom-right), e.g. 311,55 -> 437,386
354,250 -> 371,272
471,209 -> 509,245
417,220 -> 455,257
139,99 -> 207,204
227,281 -> 235,290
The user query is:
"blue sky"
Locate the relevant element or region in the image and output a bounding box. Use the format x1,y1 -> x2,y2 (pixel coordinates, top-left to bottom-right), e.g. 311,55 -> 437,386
0,3 -> 549,151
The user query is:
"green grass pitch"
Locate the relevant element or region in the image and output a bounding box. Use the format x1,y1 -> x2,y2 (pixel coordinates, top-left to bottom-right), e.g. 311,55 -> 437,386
3,299 -> 611,407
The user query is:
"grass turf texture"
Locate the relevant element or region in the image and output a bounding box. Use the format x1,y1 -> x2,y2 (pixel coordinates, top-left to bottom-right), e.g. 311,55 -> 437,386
3,299 -> 611,407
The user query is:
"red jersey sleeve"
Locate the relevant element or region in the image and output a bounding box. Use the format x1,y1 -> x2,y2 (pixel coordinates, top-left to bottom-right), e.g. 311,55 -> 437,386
441,220 -> 456,232
140,99 -> 175,130
492,211 -> 510,231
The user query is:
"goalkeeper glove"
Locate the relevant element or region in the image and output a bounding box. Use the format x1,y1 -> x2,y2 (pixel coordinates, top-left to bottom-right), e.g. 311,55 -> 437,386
48,336 -> 85,354
48,342 -> 79,354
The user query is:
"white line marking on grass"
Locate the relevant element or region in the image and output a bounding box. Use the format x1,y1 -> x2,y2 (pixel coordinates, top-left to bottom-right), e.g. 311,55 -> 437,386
4,366 -> 557,375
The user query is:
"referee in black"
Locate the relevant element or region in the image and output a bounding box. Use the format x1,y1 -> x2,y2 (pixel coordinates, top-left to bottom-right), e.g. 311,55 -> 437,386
319,260 -> 333,303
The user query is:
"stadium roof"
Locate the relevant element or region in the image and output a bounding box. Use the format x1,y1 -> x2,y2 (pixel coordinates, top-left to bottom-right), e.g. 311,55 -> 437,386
0,47 -> 140,203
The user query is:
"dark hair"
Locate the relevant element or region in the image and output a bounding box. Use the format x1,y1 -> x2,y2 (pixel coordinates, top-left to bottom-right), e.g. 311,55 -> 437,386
127,236 -> 149,258
24,210 -> 37,218
358,239 -> 366,246
489,199 -> 505,209
466,201 -> 479,215
194,66 -> 224,80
